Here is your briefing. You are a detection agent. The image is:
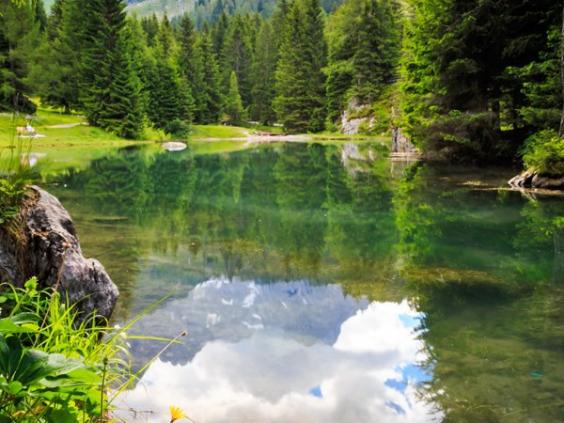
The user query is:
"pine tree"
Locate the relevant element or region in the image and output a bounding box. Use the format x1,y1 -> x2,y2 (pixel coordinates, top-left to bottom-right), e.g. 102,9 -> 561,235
178,14 -> 206,122
271,0 -> 290,51
251,20 -> 276,124
46,0 -> 63,41
212,11 -> 229,57
401,0 -> 560,158
140,14 -> 159,47
32,0 -> 47,32
0,0 -> 39,112
110,28 -> 144,139
145,23 -> 192,131
80,0 -> 144,138
224,70 -> 245,124
158,13 -> 177,54
560,1 -> 564,137
274,0 -> 327,132
35,0 -> 87,112
351,0 -> 397,102
126,17 -> 151,117
325,0 -> 399,123
221,14 -> 253,107
197,28 -> 223,123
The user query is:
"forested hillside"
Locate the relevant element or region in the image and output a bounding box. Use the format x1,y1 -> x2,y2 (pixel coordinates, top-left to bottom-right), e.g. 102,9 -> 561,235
126,0 -> 343,25
1,0 -> 562,172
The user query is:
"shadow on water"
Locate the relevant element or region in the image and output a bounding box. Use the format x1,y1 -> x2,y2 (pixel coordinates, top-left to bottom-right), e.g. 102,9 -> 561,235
43,142 -> 564,422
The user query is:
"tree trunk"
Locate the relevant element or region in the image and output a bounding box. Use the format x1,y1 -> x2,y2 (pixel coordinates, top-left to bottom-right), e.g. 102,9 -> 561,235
560,1 -> 564,137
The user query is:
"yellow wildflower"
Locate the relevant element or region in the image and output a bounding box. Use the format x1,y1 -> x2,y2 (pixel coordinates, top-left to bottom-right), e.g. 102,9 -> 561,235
170,405 -> 188,422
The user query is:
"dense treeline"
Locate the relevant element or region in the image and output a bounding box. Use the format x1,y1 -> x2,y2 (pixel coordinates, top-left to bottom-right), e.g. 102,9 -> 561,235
401,0 -> 563,164
1,0 -> 562,170
1,0 -> 399,136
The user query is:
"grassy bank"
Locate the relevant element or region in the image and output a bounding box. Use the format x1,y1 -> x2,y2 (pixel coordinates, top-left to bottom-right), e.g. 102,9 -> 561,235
0,111 -> 389,170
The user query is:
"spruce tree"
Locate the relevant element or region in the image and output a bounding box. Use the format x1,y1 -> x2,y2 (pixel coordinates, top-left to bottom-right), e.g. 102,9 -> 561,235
251,20 -> 276,124
146,23 -> 193,131
46,0 -> 63,41
274,0 -> 327,132
197,28 -> 223,123
325,0 -> 399,123
140,14 -> 159,47
110,29 -> 144,139
36,0 -> 87,112
224,70 -> 246,124
80,0 -> 144,138
221,14 -> 253,107
178,14 -> 206,122
351,0 -> 397,102
212,11 -> 229,57
401,0 -> 560,158
560,1 -> 564,137
0,0 -> 39,112
271,0 -> 290,51
32,0 -> 47,32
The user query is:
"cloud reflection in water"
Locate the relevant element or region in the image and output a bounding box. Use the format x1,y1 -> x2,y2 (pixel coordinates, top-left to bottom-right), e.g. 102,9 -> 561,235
117,279 -> 441,422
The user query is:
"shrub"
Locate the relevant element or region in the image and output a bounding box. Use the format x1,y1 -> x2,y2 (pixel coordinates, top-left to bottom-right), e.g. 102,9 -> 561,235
164,119 -> 191,139
0,113 -> 36,224
522,129 -> 564,175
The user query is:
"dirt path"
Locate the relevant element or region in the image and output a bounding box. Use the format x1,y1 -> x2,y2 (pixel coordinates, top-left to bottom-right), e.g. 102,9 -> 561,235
45,122 -> 86,129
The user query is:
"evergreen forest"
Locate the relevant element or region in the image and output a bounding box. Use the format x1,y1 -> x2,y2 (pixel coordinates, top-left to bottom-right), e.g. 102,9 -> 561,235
1,0 -> 563,169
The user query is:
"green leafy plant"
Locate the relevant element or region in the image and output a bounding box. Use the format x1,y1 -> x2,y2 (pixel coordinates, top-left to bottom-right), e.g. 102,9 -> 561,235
0,112 -> 36,224
0,278 -> 181,422
521,129 -> 564,175
0,280 -> 105,421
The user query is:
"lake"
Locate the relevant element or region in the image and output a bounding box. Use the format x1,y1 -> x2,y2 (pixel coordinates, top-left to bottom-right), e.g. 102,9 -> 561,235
42,141 -> 564,422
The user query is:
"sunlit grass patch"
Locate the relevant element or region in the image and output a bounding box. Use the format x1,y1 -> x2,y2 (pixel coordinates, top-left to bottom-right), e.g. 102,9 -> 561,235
190,124 -> 248,139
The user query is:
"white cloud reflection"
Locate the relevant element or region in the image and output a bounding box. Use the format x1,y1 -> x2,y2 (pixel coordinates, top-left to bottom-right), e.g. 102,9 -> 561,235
116,279 -> 441,423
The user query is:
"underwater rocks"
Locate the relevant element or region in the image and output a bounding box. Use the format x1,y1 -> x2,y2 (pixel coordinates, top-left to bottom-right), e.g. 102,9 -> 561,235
0,186 -> 118,320
509,171 -> 564,190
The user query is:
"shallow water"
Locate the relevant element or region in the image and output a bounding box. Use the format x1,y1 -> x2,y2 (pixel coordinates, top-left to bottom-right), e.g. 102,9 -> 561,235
44,142 -> 564,422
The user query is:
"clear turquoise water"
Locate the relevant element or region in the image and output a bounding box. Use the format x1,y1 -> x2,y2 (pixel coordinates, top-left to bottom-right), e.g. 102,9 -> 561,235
44,142 -> 564,422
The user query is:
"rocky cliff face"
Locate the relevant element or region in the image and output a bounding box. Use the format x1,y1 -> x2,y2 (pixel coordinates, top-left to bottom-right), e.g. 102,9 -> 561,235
340,99 -> 375,135
0,186 -> 118,320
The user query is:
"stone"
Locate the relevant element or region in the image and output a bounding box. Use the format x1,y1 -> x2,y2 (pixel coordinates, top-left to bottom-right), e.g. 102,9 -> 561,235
391,127 -> 419,155
340,98 -> 374,135
508,171 -> 564,190
162,141 -> 187,152
0,186 -> 118,321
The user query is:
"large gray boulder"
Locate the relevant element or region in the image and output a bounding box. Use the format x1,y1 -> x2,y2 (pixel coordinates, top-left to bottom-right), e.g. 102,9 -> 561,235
0,186 -> 118,320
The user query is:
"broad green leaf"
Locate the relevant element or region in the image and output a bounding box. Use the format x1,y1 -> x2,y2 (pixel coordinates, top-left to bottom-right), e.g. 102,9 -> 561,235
0,318 -> 36,334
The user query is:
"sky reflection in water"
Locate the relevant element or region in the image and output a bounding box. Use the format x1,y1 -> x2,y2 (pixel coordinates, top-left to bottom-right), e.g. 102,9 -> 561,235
117,279 -> 438,423
45,144 -> 564,421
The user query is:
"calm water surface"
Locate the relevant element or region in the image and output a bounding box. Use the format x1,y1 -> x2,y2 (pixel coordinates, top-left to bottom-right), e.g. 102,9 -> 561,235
43,142 -> 564,422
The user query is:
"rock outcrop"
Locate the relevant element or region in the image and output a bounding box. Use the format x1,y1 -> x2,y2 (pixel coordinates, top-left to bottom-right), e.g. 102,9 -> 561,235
391,127 -> 419,155
340,99 -> 375,135
0,186 -> 118,320
508,171 -> 564,190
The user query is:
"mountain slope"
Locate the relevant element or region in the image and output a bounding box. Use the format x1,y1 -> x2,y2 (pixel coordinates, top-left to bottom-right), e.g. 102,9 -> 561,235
126,0 -> 343,21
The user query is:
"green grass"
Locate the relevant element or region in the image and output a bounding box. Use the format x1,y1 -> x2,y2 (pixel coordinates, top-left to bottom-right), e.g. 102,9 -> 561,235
247,124 -> 286,135
190,124 -> 249,139
0,111 -> 150,147
0,110 -> 170,174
